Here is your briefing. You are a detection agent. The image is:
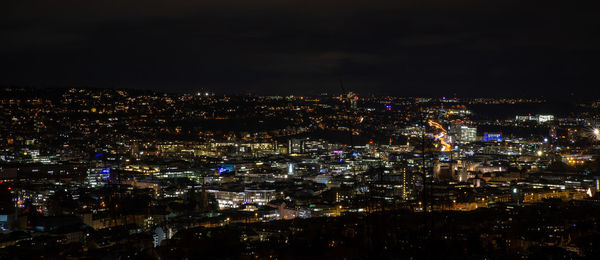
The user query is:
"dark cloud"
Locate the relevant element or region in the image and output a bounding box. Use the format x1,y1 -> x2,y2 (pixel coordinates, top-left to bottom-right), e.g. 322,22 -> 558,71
2,0 -> 599,97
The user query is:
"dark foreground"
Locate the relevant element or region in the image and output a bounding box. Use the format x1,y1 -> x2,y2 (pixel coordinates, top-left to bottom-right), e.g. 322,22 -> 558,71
3,200 -> 600,259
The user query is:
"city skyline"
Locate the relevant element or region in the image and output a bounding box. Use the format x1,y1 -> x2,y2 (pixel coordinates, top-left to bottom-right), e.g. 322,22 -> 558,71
2,86 -> 600,258
3,1 -> 600,258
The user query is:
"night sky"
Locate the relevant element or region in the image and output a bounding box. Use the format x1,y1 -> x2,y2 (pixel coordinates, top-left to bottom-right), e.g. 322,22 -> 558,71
2,0 -> 599,97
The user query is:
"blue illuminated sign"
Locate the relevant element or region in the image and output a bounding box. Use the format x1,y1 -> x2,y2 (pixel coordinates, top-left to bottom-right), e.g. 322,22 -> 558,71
218,164 -> 235,174
483,132 -> 502,142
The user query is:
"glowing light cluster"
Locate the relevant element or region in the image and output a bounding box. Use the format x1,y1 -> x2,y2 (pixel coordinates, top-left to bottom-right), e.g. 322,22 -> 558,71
428,120 -> 452,152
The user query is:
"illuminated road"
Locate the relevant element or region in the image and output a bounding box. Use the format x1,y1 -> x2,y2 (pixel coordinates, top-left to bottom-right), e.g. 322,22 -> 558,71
428,120 -> 451,152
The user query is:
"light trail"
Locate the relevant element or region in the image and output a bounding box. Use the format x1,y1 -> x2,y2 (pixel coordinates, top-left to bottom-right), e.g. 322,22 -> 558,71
428,120 -> 452,152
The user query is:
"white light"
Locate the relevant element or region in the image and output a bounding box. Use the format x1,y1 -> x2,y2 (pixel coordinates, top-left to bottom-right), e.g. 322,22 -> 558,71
537,151 -> 543,156
513,188 -> 518,194
594,129 -> 600,135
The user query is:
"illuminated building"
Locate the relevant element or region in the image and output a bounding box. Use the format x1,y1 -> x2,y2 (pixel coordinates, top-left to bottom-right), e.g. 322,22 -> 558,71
288,139 -> 306,154
561,154 -> 592,166
207,188 -> 277,209
537,115 -> 554,123
483,132 -> 502,142
515,114 -> 554,123
449,123 -> 477,144
460,126 -> 477,143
